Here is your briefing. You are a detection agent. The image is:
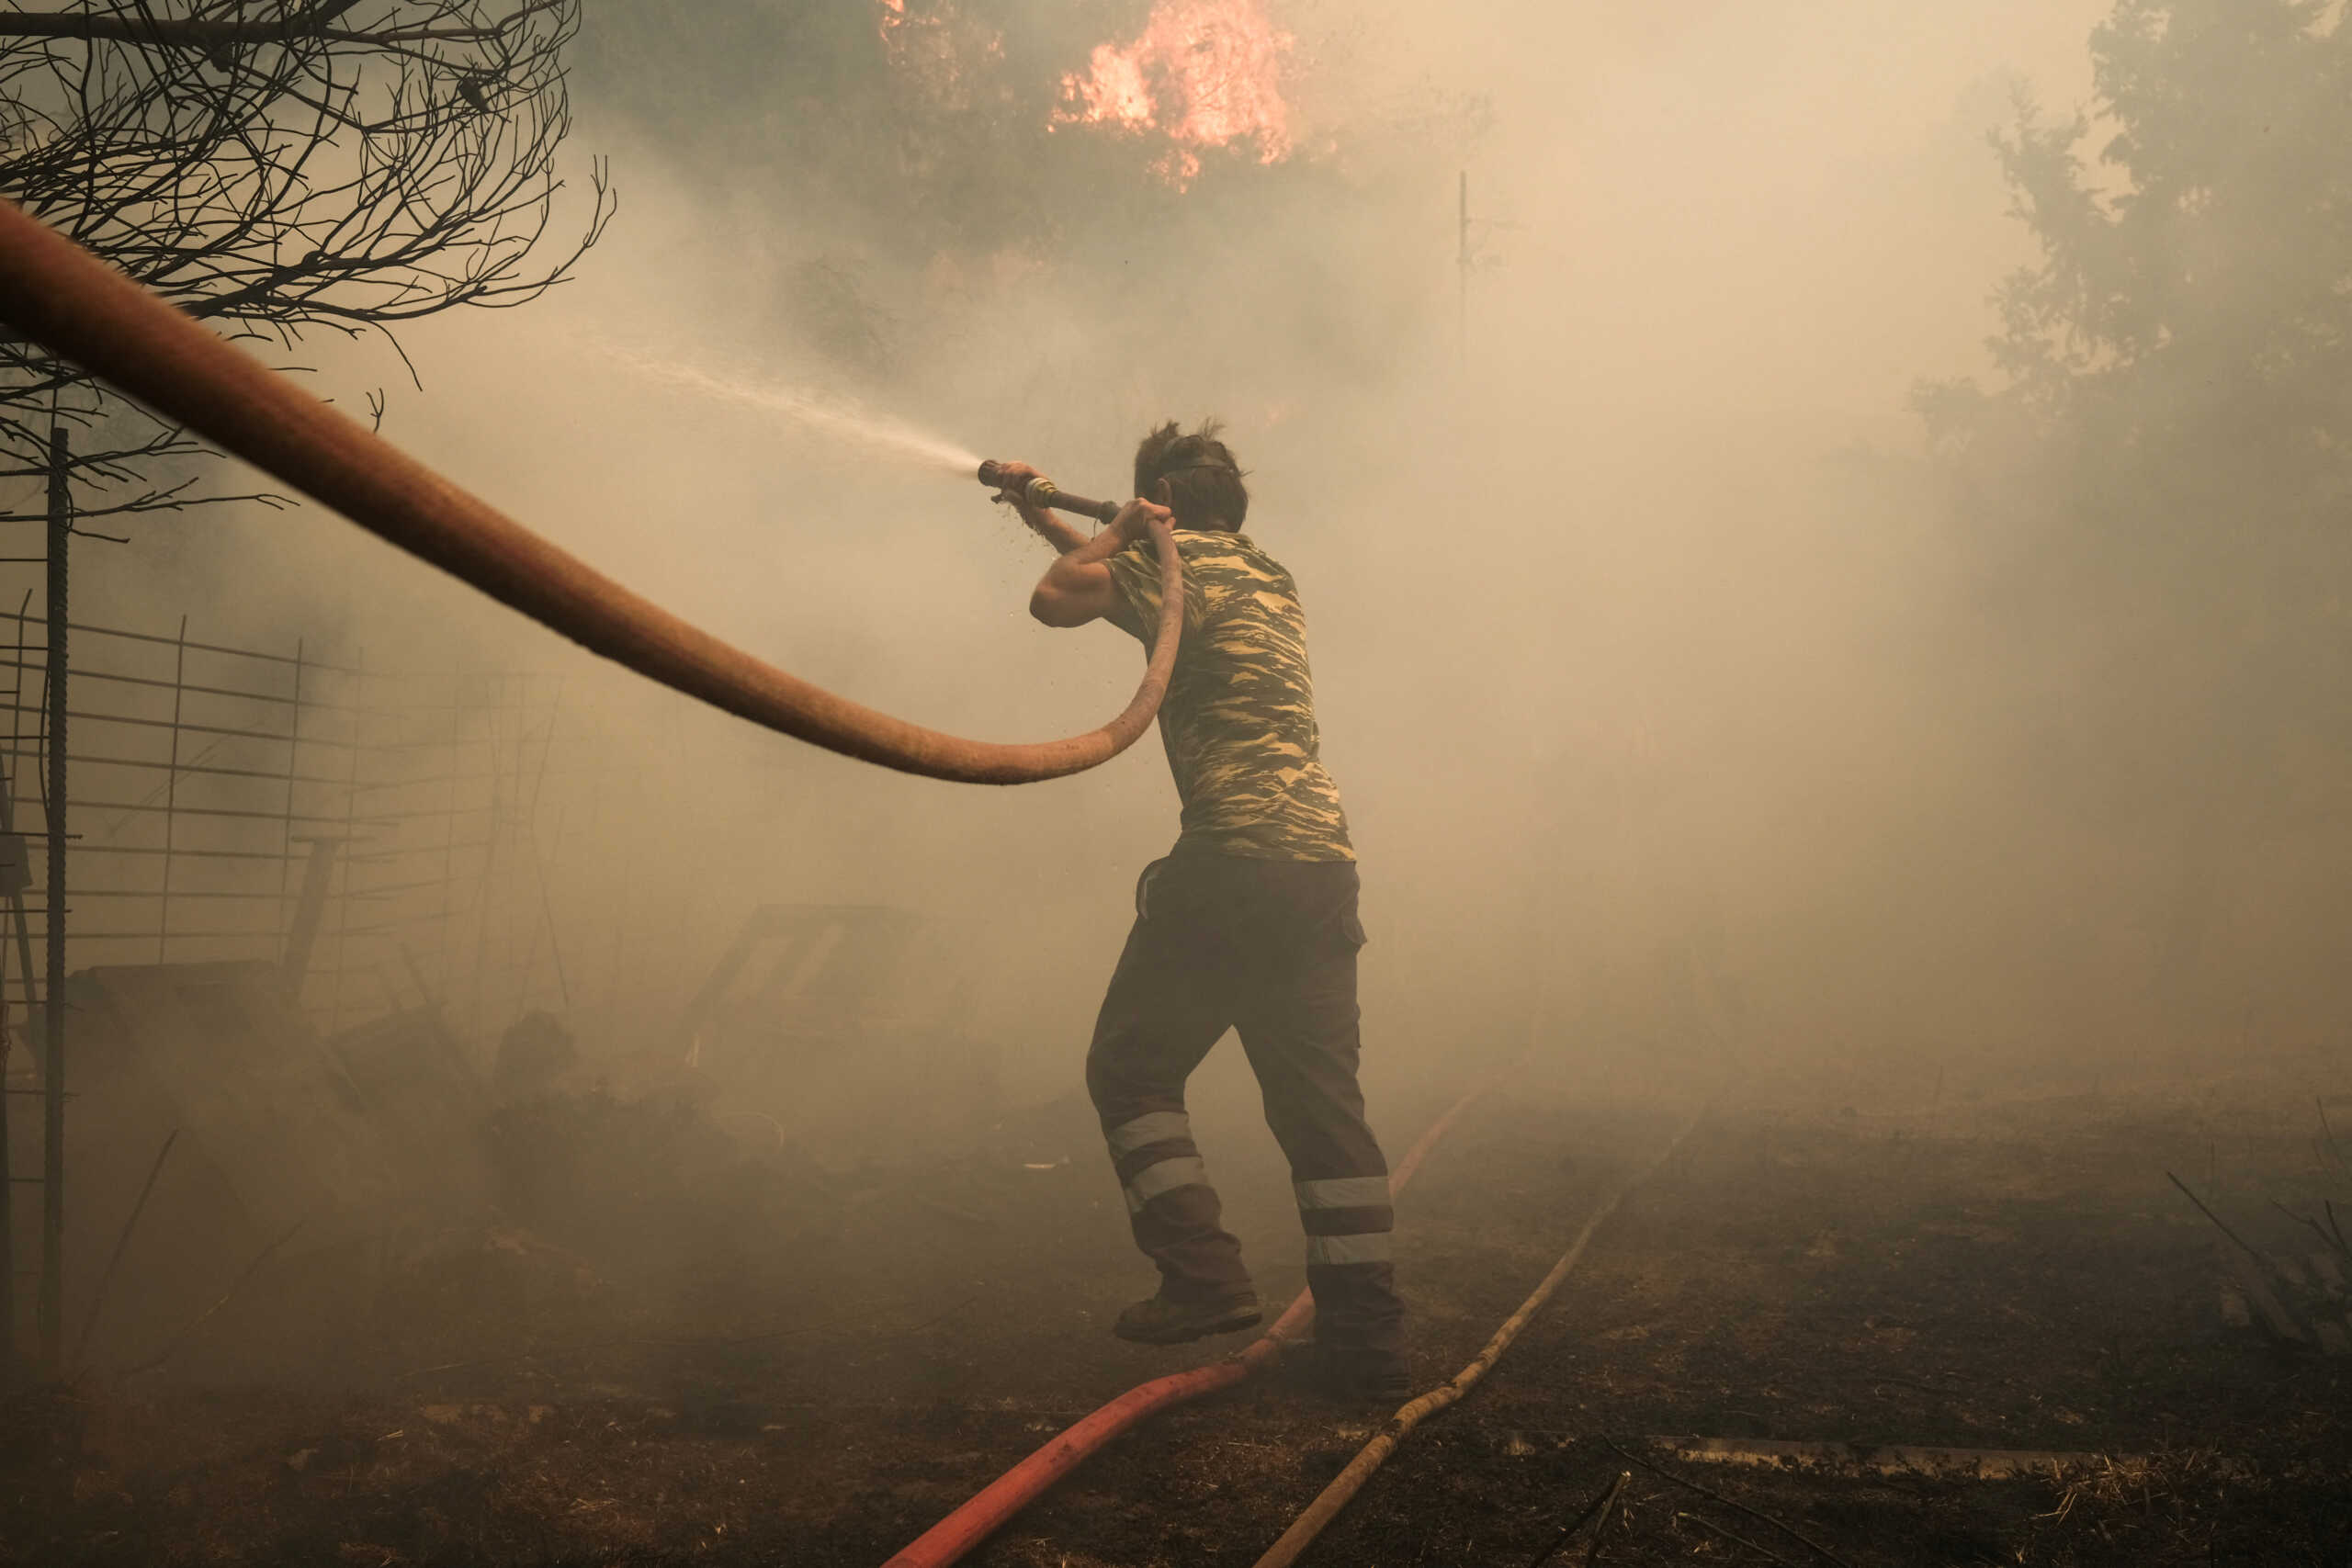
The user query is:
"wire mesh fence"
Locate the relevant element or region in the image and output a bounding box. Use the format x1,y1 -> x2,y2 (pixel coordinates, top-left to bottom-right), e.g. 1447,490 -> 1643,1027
0,603 -> 575,1052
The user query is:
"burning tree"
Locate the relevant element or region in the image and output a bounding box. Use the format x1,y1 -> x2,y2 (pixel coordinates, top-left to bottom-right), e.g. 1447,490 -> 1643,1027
0,0 -> 614,527
577,0 -> 1478,391
1049,0 -> 1295,189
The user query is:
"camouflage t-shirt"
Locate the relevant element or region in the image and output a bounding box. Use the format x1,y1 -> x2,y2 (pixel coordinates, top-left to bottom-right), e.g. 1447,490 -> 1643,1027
1102,528 -> 1354,863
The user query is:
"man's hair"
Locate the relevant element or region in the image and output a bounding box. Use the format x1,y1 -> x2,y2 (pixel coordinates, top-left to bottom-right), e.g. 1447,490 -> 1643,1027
1133,419 -> 1250,530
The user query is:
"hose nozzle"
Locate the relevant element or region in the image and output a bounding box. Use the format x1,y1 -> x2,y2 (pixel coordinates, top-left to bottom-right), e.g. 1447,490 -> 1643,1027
978,459 -> 1122,525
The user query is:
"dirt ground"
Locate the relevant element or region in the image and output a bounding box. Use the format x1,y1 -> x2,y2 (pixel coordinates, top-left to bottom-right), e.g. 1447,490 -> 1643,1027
4,1064 -> 2348,1566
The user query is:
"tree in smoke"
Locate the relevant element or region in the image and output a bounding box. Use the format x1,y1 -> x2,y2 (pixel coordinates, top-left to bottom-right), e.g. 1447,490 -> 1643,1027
573,1 -> 1483,392
1914,0 -> 2352,1006
0,0 -> 614,529
1920,0 -> 2352,474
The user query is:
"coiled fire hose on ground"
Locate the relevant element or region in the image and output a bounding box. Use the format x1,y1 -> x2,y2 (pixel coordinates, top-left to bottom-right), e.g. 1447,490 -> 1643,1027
0,198 -> 1182,784
880,1070 -> 1512,1568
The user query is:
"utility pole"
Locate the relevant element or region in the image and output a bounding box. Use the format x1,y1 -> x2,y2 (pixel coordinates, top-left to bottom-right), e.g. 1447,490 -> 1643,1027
39,423 -> 66,1371
1456,172 -> 1512,370
1457,170 -> 1471,370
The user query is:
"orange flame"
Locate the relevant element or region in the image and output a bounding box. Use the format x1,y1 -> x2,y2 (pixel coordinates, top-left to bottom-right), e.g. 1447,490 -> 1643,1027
1053,0 -> 1294,186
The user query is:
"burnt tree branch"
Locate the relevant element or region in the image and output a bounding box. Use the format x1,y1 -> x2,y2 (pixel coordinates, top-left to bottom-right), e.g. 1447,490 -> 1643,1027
0,2 -> 565,50
0,0 -> 611,525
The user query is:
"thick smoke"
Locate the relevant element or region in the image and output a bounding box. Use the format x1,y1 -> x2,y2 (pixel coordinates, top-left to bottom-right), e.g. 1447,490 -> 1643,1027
50,0 -> 2334,1144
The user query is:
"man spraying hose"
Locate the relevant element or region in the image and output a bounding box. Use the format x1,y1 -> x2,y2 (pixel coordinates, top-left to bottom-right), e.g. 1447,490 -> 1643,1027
994,423 -> 1408,1401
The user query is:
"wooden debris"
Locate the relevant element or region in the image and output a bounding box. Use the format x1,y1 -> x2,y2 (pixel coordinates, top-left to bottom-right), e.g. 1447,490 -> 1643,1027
1604,1438 -> 1856,1567
1661,1437 -> 2109,1480
1678,1509 -> 1804,1567
2222,1244 -> 2311,1345
2167,1171 -> 2310,1346
1521,1470 -> 1626,1568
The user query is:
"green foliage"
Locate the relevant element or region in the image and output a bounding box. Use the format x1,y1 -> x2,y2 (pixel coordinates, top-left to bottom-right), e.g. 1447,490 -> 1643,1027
1925,0 -> 2352,492
1915,0 -> 2352,920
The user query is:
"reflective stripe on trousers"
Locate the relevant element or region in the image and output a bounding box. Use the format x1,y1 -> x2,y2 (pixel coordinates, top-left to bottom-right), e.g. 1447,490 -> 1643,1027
1295,1173 -> 1395,1266
1107,1111 -> 1214,1215
1084,852 -> 1405,1342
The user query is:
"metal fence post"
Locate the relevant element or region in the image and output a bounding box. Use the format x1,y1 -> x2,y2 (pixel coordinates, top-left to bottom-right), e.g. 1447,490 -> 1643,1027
329,649 -> 364,1033
40,423 -> 69,1371
0,593 -> 31,1371
0,787 -> 13,1372
157,615 -> 186,964
277,639 -> 304,933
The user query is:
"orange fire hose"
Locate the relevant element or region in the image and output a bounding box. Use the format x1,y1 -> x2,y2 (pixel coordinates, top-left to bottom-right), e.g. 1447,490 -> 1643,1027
1250,1114 -> 1702,1568
878,1070 -> 1510,1568
0,198 -> 1182,784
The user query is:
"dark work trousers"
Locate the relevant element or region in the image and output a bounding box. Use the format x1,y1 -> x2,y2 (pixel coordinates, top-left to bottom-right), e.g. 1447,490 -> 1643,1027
1085,849 -> 1403,1356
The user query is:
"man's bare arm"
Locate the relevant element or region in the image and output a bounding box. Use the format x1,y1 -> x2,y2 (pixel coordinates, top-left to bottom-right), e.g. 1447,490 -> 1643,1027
1031,496 -> 1171,628
988,460 -> 1096,555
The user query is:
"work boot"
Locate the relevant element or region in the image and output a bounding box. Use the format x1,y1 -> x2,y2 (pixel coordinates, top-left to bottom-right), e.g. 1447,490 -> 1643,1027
1112,1289 -> 1262,1345
1300,1340 -> 1412,1404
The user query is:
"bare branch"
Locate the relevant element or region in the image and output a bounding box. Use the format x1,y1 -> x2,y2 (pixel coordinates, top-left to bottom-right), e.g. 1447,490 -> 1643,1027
0,2 -> 542,50
0,0 -> 609,531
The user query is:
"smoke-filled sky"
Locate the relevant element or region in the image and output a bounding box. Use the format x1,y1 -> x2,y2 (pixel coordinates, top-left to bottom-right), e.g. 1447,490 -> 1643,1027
72,0 -> 2351,1110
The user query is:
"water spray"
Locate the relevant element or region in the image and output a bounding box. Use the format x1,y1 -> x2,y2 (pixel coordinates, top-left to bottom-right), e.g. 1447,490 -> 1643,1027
594,344 -> 1127,525
975,459 -> 1124,525
0,197 -> 1189,786
594,339 -> 984,478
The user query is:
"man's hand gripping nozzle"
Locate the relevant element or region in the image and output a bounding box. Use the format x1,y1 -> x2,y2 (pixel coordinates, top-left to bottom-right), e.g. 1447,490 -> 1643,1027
978,459 -> 1124,526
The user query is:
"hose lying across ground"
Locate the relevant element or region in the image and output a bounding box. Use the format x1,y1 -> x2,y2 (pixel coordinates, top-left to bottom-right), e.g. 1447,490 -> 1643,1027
879,1069 -> 1511,1568
1250,1112 -> 1704,1568
1,199 -> 1691,1565
0,198 -> 1182,784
